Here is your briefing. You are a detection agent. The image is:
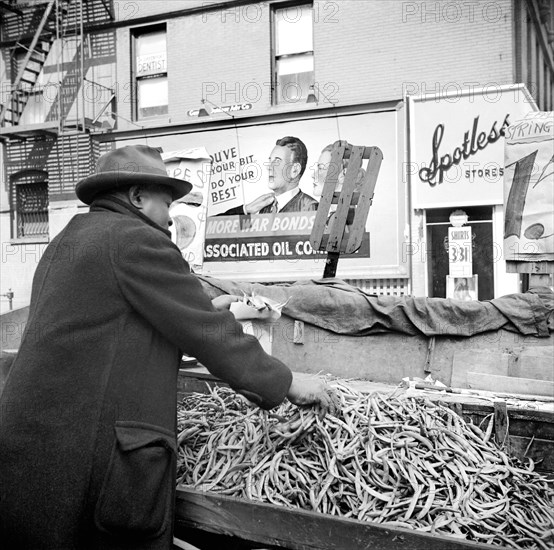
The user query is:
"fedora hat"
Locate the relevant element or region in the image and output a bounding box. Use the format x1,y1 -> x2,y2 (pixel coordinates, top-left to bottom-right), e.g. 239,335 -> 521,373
76,145 -> 192,205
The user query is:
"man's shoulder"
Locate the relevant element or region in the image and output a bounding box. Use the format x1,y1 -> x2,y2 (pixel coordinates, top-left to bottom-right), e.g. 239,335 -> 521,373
66,210 -> 169,247
279,190 -> 317,213
298,191 -> 317,203
296,191 -> 318,209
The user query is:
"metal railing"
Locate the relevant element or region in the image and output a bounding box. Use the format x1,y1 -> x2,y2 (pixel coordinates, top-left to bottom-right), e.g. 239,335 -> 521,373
16,211 -> 49,238
15,182 -> 49,238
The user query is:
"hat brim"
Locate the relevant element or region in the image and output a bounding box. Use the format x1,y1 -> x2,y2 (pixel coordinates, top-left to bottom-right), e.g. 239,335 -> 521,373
76,171 -> 192,205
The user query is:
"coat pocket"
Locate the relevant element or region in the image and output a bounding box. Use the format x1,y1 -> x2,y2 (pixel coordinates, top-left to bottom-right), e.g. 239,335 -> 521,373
94,421 -> 177,540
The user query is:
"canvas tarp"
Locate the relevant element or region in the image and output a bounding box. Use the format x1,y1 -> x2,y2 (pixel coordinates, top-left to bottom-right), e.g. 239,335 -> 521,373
197,276 -> 554,338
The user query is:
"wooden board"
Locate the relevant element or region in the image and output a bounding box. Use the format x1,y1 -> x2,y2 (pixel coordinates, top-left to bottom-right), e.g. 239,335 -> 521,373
466,372 -> 554,397
516,348 -> 554,381
506,262 -> 553,274
450,348 -> 554,391
461,403 -> 554,438
327,145 -> 365,254
310,143 -> 346,253
174,488 -> 494,550
510,435 -> 554,471
450,350 -> 511,389
345,147 -> 382,254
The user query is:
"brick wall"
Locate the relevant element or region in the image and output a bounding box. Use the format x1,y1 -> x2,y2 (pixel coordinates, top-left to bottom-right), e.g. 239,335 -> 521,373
315,0 -> 515,104
113,1 -> 226,21
167,8 -> 273,119
114,0 -> 516,130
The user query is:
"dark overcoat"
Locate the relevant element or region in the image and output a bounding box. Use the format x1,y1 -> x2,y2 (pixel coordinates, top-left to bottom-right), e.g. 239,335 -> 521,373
0,197 -> 292,549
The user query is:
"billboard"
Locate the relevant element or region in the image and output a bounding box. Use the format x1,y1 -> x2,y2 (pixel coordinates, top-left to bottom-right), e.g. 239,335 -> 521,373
503,111 -> 554,263
123,108 -> 405,281
407,84 -> 537,209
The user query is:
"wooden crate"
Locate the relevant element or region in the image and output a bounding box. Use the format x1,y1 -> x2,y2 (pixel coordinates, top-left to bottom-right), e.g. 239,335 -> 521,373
175,368 -> 554,548
174,487 -> 494,550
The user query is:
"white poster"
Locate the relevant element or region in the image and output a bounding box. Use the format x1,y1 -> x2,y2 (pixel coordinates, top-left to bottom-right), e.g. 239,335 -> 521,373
503,111 -> 554,263
447,275 -> 478,301
206,142 -> 249,215
408,84 -> 537,208
162,148 -> 211,270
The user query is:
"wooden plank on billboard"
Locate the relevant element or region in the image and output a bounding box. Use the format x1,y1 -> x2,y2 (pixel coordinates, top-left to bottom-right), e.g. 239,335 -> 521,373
347,146 -> 383,254
310,142 -> 346,251
327,145 -> 364,253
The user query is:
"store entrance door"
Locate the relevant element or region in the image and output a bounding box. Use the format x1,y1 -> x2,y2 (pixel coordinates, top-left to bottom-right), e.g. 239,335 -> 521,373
426,207 -> 494,300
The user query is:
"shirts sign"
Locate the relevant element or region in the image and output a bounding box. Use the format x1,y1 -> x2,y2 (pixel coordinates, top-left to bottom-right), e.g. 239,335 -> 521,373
448,226 -> 473,277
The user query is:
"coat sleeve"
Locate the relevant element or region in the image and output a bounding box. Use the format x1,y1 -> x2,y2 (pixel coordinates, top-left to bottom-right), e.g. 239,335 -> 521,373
109,222 -> 292,410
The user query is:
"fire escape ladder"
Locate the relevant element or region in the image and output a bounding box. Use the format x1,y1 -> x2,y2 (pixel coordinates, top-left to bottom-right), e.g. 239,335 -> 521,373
0,1 -> 24,17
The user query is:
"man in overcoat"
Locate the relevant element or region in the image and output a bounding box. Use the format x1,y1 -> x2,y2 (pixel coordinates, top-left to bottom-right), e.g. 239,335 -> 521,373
0,145 -> 334,549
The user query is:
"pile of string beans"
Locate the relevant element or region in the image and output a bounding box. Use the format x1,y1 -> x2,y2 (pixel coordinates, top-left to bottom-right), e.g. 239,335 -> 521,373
176,382 -> 554,549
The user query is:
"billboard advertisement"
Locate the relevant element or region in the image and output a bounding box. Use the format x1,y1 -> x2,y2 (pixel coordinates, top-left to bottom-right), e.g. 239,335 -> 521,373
407,84 -> 537,209
124,108 -> 405,281
503,111 -> 554,263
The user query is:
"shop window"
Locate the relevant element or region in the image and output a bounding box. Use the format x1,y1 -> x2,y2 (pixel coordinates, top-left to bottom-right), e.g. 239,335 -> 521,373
426,207 -> 494,301
133,25 -> 168,119
272,3 -> 314,104
11,171 -> 49,239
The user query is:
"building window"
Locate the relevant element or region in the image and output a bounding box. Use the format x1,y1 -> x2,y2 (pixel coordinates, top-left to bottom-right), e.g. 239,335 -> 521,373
14,179 -> 49,239
272,3 -> 314,104
133,25 -> 167,119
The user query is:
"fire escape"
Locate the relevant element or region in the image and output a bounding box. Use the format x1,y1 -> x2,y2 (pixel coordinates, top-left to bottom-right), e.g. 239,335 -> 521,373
0,0 -> 115,241
0,0 -> 61,138
0,0 -> 115,140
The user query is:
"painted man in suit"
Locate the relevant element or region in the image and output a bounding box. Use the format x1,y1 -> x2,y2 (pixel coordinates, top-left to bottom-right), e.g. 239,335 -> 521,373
223,136 -> 318,215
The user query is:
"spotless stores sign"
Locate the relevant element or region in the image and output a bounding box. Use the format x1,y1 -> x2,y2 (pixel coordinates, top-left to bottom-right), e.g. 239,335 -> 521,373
407,84 -> 537,208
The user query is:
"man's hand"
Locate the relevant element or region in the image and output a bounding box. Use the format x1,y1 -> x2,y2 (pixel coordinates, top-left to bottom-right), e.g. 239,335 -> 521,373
244,193 -> 276,214
211,294 -> 240,311
286,375 -> 339,416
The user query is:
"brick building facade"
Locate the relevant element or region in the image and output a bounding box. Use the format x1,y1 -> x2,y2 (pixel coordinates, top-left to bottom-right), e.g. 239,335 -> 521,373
1,0 -> 552,312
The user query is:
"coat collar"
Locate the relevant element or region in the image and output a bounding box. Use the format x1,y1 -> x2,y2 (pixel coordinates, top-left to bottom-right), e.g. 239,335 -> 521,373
89,196 -> 172,238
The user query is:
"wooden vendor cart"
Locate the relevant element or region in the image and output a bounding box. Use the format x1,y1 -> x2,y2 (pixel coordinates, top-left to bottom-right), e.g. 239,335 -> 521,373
173,364 -> 554,550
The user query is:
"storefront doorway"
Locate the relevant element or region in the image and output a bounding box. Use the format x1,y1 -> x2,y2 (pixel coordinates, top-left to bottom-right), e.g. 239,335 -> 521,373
426,206 -> 494,300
